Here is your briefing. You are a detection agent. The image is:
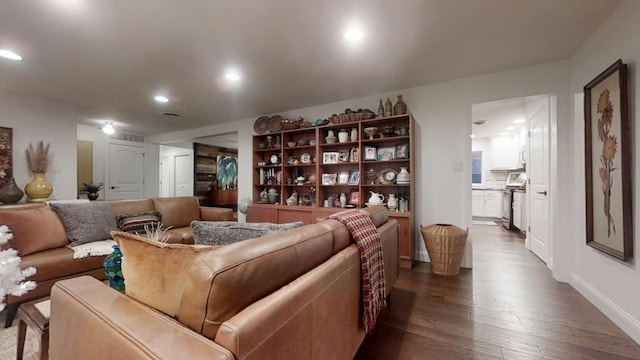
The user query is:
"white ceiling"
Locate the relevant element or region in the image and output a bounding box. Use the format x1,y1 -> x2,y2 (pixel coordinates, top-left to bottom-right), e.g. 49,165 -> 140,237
472,98 -> 526,139
0,0 -> 620,136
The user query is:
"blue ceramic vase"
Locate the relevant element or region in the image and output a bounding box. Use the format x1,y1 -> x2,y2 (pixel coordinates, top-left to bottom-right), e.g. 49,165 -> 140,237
103,244 -> 125,292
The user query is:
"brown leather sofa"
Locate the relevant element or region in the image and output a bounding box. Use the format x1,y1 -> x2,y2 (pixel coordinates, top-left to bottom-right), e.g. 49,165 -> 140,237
49,207 -> 399,360
0,196 -> 233,327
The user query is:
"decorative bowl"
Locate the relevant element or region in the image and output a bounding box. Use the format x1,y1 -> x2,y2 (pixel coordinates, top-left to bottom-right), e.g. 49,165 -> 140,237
287,141 -> 297,147
364,127 -> 379,140
298,139 -> 310,146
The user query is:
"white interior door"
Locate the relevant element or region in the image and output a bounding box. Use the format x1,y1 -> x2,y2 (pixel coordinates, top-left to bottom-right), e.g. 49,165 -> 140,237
174,154 -> 192,197
108,143 -> 144,200
527,96 -> 551,264
160,155 -> 171,197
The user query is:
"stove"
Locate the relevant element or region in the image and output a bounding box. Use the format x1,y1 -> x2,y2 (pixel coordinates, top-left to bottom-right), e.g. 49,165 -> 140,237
501,172 -> 526,230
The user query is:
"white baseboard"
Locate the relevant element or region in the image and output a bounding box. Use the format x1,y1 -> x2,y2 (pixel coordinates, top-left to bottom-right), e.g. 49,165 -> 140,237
571,274 -> 640,345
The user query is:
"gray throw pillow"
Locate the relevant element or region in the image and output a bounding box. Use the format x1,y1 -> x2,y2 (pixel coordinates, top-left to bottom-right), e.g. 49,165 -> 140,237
50,202 -> 118,246
191,221 -> 303,246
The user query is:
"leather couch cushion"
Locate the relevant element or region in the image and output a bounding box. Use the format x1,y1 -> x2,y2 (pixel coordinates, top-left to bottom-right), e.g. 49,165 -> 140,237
191,221 -> 303,246
20,246 -> 105,282
109,198 -> 156,217
112,231 -> 219,317
153,197 -> 201,229
0,206 -> 68,256
178,222 -> 341,338
50,202 -> 118,246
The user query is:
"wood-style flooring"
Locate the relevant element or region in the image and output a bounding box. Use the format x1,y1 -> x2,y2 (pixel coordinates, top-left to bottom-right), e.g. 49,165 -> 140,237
355,224 -> 640,360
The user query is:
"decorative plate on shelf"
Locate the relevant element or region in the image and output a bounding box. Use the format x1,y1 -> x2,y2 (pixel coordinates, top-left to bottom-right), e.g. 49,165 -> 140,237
270,154 -> 279,165
254,116 -> 270,134
377,168 -> 397,185
300,152 -> 312,164
268,115 -> 283,132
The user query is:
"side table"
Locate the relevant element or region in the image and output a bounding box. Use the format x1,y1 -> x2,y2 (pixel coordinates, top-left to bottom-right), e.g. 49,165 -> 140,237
16,298 -> 50,360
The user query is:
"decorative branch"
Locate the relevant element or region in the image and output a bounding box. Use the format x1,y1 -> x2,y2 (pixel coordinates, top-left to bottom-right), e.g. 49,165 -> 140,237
25,141 -> 50,174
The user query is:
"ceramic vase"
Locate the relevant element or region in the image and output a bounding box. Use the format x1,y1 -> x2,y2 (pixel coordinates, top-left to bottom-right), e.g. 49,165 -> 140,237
338,129 -> 349,143
377,99 -> 384,117
325,130 -> 337,144
397,167 -> 410,184
393,95 -> 407,115
87,192 -> 99,201
24,173 -> 53,202
340,193 -> 347,208
384,98 -> 393,117
103,245 -> 125,292
387,194 -> 398,211
0,177 -> 24,204
350,128 -> 358,142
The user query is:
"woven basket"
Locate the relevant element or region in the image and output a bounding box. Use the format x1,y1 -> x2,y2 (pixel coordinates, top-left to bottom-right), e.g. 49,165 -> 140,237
420,224 -> 468,276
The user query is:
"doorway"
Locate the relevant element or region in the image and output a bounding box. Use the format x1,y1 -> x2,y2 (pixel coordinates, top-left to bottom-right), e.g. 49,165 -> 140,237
471,95 -> 554,266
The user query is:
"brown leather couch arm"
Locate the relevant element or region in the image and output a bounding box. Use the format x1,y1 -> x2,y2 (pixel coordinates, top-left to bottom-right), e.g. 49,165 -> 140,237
50,276 -> 235,360
200,206 -> 234,221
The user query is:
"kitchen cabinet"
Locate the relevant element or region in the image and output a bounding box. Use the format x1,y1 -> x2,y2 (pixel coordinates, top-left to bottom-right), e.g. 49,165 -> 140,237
472,190 -> 484,217
472,189 -> 502,218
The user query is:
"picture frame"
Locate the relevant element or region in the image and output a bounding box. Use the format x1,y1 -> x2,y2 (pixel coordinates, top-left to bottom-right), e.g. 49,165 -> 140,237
377,147 -> 396,161
338,172 -> 349,184
322,173 -> 337,185
349,147 -> 359,162
584,59 -> 632,261
323,152 -> 339,164
364,146 -> 377,161
0,127 -> 13,188
339,150 -> 350,163
395,143 -> 409,159
349,189 -> 359,205
348,170 -> 360,185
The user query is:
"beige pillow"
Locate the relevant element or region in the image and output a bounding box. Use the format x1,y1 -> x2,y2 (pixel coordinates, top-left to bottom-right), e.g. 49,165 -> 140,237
111,231 -> 219,317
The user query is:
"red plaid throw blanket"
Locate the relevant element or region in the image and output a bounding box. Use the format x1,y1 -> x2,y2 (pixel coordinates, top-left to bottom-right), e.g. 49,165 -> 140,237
329,209 -> 386,334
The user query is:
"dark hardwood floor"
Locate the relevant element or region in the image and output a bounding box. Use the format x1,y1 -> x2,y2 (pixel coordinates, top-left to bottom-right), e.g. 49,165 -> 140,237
355,223 -> 640,359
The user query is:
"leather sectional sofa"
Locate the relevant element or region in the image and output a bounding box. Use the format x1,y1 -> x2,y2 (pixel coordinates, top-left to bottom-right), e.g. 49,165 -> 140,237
0,196 -> 233,327
49,206 -> 399,360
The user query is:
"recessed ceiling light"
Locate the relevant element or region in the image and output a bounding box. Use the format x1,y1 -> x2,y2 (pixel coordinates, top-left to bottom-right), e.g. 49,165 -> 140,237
513,118 -> 525,124
154,95 -> 169,103
506,126 -> 516,130
344,26 -> 364,41
224,71 -> 241,81
0,49 -> 22,61
470,134 -> 476,138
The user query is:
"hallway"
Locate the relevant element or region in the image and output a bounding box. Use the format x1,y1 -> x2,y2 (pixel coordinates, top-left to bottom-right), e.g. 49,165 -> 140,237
355,224 -> 640,359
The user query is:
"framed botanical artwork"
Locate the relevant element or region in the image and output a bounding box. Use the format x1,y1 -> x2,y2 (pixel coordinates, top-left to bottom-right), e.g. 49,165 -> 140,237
584,59 -> 632,261
337,172 -> 349,184
348,170 -> 360,185
377,147 -> 396,161
323,152 -> 339,164
0,127 -> 13,188
395,143 -> 409,159
322,173 -> 337,185
349,189 -> 359,205
364,146 -> 377,161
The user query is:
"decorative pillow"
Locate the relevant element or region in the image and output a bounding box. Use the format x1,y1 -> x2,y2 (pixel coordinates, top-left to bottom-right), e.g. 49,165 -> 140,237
49,202 -> 118,246
115,211 -> 161,234
0,206 -> 68,256
191,221 -> 304,246
111,231 -> 219,317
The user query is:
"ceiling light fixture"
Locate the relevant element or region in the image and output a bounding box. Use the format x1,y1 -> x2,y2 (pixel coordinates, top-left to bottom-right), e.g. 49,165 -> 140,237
344,26 -> 364,41
513,118 -> 525,124
102,122 -> 115,135
224,71 -> 241,81
154,95 -> 169,103
0,49 -> 23,61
